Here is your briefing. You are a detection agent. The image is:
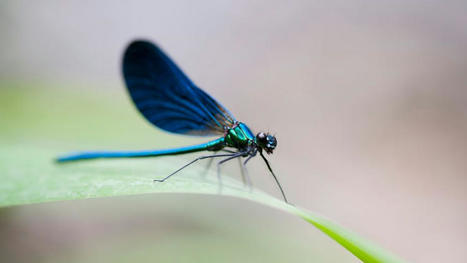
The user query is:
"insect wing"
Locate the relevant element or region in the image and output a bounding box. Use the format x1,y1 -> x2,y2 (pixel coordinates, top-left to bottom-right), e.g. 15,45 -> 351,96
122,40 -> 236,136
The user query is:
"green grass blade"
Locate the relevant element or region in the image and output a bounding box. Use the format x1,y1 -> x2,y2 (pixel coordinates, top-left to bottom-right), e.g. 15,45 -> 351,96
0,82 -> 405,262
0,143 -> 405,263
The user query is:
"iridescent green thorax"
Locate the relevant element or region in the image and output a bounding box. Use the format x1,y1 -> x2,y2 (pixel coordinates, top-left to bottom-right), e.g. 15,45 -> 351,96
224,122 -> 255,150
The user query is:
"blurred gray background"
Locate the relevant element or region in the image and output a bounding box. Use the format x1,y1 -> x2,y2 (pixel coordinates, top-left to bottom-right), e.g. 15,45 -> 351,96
1,1 -> 467,262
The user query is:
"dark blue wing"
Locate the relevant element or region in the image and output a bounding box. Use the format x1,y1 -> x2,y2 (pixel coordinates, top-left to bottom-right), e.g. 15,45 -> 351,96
122,40 -> 236,136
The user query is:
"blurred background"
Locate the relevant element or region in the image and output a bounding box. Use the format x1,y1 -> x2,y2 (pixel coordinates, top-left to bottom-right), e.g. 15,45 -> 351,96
1,0 -> 467,262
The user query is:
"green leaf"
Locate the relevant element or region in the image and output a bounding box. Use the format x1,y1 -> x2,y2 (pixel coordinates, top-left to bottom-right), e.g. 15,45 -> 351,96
0,143 -> 404,263
0,82 -> 405,262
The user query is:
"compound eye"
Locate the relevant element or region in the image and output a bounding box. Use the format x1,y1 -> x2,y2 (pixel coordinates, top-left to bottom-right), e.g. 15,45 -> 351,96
266,135 -> 277,148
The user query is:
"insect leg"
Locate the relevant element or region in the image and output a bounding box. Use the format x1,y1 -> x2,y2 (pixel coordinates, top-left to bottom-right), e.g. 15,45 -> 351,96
237,157 -> 247,185
201,152 -> 217,179
241,153 -> 255,191
238,157 -> 253,190
243,155 -> 254,166
203,149 -> 237,177
216,151 -> 247,188
154,153 -> 238,182
259,151 -> 289,203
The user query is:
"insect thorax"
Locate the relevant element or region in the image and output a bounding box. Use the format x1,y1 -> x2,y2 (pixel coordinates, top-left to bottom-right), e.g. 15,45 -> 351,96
224,122 -> 255,150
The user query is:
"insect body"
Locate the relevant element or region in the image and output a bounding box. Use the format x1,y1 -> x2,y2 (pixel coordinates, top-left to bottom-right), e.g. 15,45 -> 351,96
57,40 -> 287,203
